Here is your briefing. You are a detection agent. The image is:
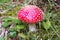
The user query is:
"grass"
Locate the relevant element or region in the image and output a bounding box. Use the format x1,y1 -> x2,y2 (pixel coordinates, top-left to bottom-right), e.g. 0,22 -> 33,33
0,0 -> 60,40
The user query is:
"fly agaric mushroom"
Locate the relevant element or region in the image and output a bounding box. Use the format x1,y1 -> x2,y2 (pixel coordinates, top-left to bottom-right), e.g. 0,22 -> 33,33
17,5 -> 43,32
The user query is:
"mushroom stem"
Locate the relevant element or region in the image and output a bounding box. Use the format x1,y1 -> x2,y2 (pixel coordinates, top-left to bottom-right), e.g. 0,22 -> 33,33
29,24 -> 37,32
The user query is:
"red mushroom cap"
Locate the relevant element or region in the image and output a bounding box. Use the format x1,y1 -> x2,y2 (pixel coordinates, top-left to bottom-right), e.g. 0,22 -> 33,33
17,5 -> 43,23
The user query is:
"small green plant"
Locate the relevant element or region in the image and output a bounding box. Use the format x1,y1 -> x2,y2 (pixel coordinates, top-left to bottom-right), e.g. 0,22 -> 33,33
9,31 -> 17,38
0,37 -> 4,40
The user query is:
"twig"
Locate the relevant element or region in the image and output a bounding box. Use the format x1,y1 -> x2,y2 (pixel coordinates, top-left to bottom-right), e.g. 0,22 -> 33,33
33,0 -> 37,5
27,0 -> 32,4
0,28 -> 5,37
5,30 -> 8,40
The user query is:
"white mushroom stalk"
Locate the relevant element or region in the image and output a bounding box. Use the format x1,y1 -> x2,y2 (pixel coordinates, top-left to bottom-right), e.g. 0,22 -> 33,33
29,24 -> 37,32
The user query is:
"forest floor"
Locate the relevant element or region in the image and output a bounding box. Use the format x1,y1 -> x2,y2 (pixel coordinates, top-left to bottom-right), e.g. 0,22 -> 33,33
0,0 -> 60,40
